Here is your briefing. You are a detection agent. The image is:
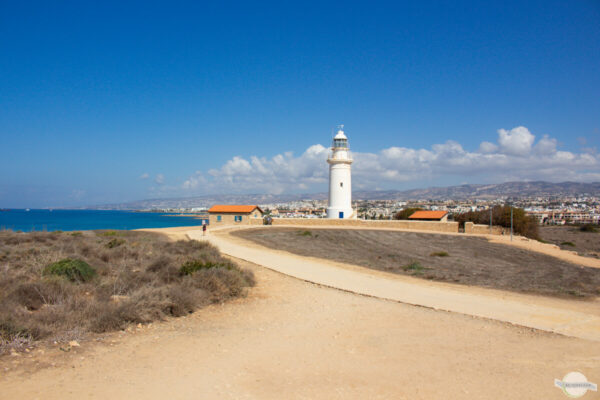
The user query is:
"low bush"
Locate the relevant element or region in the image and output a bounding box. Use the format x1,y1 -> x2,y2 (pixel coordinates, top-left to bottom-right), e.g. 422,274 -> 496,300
561,241 -> 576,247
297,230 -> 312,237
0,230 -> 255,354
43,259 -> 96,282
0,318 -> 30,341
580,225 -> 598,233
0,318 -> 33,354
430,251 -> 449,257
402,261 -> 425,275
180,260 -> 231,275
106,238 -> 125,248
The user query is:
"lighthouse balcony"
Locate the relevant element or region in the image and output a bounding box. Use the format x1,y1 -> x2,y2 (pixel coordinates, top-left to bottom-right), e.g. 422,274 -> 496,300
327,154 -> 353,163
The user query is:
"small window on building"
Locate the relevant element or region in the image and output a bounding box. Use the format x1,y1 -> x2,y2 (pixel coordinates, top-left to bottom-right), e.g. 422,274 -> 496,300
217,215 -> 222,222
234,215 -> 242,222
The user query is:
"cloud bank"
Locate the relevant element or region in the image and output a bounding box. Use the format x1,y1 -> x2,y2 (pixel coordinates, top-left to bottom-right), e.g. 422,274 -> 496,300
181,127 -> 599,194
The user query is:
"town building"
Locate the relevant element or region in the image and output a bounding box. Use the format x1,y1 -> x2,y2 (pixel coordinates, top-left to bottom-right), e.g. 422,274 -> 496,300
208,205 -> 263,225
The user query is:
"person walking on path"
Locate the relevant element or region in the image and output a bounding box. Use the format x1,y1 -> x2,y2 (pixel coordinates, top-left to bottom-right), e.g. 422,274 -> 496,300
202,223 -> 207,236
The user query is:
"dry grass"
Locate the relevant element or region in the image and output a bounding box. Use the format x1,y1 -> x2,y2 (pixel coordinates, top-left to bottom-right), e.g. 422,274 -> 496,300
234,228 -> 600,299
0,230 -> 254,355
539,225 -> 600,258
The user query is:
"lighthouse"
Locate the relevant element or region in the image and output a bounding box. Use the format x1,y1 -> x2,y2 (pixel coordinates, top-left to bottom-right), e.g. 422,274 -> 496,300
327,125 -> 354,219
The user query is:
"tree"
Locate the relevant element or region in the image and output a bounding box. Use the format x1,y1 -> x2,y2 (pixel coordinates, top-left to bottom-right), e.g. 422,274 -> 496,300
454,205 -> 539,239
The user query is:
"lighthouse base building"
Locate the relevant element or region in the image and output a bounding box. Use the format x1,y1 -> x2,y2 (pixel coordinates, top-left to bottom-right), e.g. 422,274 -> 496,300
326,126 -> 355,219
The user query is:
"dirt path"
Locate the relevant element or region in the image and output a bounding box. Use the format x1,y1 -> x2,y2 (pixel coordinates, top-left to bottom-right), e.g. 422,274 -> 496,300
232,227 -> 600,298
193,227 -> 600,342
2,256 -> 599,399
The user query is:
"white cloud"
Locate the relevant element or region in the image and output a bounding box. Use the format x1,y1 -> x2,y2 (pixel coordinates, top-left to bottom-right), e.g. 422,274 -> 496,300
182,171 -> 207,189
478,141 -> 498,154
497,126 -> 535,156
201,144 -> 329,194
180,127 -> 600,194
155,174 -> 165,184
534,135 -> 557,155
139,173 -> 150,179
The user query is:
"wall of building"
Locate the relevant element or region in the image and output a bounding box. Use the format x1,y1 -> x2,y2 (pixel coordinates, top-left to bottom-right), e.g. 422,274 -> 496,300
209,212 -> 262,226
464,222 -> 504,235
251,217 -> 459,233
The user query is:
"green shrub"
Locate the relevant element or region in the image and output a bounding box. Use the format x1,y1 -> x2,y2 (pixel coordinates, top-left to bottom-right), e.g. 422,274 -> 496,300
430,251 -> 449,257
179,260 -> 231,276
99,231 -> 117,237
298,230 -> 312,237
43,258 -> 96,282
402,261 -> 425,274
561,241 -> 575,247
70,232 -> 83,237
106,238 -> 125,249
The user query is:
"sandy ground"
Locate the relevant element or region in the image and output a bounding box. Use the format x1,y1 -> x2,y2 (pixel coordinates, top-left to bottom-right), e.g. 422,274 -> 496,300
201,227 -> 600,341
2,256 -> 599,399
1,225 -> 599,399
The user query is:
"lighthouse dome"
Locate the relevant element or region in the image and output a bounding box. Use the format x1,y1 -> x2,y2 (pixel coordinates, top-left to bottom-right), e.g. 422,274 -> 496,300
332,127 -> 349,149
334,129 -> 347,140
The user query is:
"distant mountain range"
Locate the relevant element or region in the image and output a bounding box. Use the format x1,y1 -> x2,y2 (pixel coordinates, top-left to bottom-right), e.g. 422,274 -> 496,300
89,181 -> 600,210
353,181 -> 600,201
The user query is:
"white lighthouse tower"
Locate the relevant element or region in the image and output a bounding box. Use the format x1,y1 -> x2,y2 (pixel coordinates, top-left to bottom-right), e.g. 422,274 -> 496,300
327,125 -> 354,219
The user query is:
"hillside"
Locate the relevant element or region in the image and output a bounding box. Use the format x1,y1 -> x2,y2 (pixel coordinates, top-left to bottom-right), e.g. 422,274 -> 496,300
90,181 -> 600,209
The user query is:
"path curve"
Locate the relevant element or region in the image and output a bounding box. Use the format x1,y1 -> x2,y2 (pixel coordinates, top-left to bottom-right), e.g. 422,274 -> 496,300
188,227 -> 600,342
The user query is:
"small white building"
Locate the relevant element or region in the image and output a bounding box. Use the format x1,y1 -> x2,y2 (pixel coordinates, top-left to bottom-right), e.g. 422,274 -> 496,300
326,126 -> 354,219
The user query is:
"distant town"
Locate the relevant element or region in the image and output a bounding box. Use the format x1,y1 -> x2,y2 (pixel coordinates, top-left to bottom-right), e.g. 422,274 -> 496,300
146,194 -> 600,225
81,181 -> 600,225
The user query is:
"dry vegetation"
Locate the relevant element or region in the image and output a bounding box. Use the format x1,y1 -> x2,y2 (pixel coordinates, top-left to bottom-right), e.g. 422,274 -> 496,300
234,228 -> 600,299
0,230 -> 254,355
539,225 -> 600,258
454,205 -> 539,239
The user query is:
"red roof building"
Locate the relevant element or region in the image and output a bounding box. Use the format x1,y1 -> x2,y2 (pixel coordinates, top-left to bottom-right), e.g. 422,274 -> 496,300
208,205 -> 264,225
408,210 -> 449,222
208,205 -> 263,214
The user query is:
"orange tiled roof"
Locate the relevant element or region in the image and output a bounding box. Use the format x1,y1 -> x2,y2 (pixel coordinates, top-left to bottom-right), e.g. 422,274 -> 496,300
408,210 -> 448,220
208,205 -> 262,214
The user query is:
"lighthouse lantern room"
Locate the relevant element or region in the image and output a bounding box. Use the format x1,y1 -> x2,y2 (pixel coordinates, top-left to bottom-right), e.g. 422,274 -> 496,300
326,125 -> 354,219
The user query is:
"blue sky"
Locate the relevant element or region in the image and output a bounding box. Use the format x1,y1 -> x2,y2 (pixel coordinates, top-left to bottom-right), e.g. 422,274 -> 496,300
1,1 -> 599,207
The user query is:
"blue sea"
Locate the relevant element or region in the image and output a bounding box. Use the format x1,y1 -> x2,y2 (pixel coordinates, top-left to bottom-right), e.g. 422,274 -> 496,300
0,209 -> 207,232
